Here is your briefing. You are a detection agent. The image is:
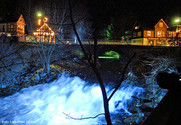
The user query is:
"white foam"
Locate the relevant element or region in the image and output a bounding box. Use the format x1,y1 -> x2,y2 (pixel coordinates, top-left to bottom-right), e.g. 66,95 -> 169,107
0,73 -> 144,125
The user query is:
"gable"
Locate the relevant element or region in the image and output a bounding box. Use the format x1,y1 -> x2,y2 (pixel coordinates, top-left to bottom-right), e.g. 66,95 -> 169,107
154,18 -> 169,28
17,14 -> 26,25
33,22 -> 55,36
38,23 -> 54,33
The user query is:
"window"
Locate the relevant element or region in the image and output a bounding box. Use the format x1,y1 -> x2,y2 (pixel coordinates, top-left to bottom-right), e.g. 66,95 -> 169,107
11,25 -> 13,28
159,22 -> 163,27
162,31 -> 165,37
157,31 -> 165,37
133,32 -> 137,37
138,31 -> 142,37
147,31 -> 151,36
168,32 -> 173,37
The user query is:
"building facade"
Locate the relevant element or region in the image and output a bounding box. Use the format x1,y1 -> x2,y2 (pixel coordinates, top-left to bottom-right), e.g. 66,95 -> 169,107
0,14 -> 26,37
33,17 -> 55,42
129,19 -> 180,46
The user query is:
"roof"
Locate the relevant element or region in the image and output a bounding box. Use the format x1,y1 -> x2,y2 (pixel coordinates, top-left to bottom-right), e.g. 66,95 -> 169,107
33,22 -> 55,36
132,18 -> 171,32
17,14 -> 26,25
154,18 -> 169,28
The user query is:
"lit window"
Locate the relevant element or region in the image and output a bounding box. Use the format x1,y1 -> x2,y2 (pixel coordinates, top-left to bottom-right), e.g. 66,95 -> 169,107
11,25 -> 13,28
159,22 -> 163,27
168,32 -> 171,37
138,31 -> 142,37
157,31 -> 161,36
147,31 -> 151,36
157,31 -> 164,37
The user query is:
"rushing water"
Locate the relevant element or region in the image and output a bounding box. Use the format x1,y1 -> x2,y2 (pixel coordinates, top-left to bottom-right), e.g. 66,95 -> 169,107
0,73 -> 144,125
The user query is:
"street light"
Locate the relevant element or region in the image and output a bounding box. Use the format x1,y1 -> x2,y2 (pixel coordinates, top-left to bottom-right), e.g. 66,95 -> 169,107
36,12 -> 43,25
173,17 -> 181,46
173,18 -> 181,32
37,12 -> 42,17
175,19 -> 180,23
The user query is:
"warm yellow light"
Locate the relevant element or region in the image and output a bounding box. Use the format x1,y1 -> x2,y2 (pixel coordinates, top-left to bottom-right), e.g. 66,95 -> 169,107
38,19 -> 41,25
37,13 -> 42,17
33,17 -> 55,37
147,31 -> 151,36
175,19 -> 180,23
135,26 -> 139,29
43,17 -> 48,23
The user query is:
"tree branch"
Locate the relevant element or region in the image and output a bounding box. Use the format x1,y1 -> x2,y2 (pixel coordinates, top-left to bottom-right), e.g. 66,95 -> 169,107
63,112 -> 105,120
0,43 -> 27,60
108,52 -> 136,101
67,1 -> 114,124
0,61 -> 33,69
74,58 -> 91,68
68,0 -> 90,62
93,27 -> 97,66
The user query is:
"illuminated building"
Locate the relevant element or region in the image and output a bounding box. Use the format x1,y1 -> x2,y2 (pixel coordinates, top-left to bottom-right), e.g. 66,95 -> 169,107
126,18 -> 181,46
0,14 -> 26,37
33,17 -> 55,42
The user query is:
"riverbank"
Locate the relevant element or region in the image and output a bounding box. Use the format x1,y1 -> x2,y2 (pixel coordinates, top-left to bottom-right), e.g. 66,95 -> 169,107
0,42 -> 179,124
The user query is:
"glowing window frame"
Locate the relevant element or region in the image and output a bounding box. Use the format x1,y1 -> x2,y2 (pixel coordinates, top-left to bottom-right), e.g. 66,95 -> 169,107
147,31 -> 151,36
159,22 -> 163,27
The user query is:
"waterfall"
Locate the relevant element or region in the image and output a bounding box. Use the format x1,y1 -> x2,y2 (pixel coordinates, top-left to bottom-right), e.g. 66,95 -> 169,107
0,73 -> 144,125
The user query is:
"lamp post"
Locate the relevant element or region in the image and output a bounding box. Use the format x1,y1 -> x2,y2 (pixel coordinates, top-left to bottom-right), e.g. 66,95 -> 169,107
36,12 -> 43,41
36,12 -> 43,26
173,17 -> 181,46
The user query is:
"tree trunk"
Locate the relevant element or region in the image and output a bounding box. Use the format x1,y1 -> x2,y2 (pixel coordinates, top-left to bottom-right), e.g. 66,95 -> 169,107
68,0 -> 113,124
92,66 -> 113,125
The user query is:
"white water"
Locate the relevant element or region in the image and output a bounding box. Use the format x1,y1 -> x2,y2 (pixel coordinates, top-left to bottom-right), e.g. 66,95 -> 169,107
0,73 -> 144,125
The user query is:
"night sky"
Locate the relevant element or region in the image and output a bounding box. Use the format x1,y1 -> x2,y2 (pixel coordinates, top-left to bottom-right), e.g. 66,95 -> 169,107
0,0 -> 181,36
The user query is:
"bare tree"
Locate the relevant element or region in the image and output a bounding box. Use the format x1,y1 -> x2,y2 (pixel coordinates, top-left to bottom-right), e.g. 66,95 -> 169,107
29,34 -> 55,73
0,37 -> 38,88
28,0 -> 67,73
67,0 -> 136,124
43,0 -> 70,42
